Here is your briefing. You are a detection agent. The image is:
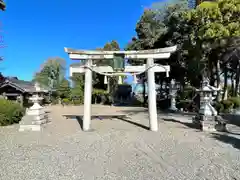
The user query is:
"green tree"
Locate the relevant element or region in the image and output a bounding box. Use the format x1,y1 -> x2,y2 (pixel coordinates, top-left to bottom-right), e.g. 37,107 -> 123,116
184,0 -> 240,97
70,73 -> 84,104
127,0 -> 240,94
94,41 -> 121,104
94,40 -> 121,68
126,0 -> 188,51
126,0 -> 189,105
154,0 -> 191,86
57,78 -> 71,99
33,57 -> 66,90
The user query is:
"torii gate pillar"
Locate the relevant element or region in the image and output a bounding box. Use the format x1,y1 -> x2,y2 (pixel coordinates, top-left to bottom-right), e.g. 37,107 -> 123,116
83,59 -> 92,131
147,58 -> 158,131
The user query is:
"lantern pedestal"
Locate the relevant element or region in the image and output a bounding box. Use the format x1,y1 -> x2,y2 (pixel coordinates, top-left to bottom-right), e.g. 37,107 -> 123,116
193,114 -> 217,132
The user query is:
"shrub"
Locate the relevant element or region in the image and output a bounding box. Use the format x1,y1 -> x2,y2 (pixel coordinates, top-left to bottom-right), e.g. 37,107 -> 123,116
228,97 -> 240,109
215,101 -> 224,113
92,89 -> 108,96
0,99 -> 25,126
223,100 -> 234,111
177,100 -> 188,110
215,97 -> 240,113
176,99 -> 199,112
92,89 -> 109,104
51,97 -> 59,105
177,86 -> 195,101
62,98 -> 71,105
72,99 -> 83,105
216,100 -> 234,113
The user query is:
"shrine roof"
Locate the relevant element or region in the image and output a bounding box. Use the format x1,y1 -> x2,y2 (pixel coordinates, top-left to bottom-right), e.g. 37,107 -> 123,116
9,78 -> 35,92
0,78 -> 50,93
64,45 -> 177,55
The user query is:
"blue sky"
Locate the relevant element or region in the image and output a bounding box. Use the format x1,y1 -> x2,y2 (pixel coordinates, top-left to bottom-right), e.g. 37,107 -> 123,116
0,0 -> 159,82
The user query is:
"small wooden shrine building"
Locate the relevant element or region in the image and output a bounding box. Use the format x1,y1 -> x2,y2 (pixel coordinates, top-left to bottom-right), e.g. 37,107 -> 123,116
0,77 -> 49,106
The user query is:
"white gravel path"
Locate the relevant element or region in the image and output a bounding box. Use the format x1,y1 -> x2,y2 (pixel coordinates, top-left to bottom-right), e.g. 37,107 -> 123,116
0,105 -> 240,180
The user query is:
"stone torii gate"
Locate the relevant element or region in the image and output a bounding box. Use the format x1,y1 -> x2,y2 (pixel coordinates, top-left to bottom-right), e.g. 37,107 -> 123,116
65,46 -> 177,132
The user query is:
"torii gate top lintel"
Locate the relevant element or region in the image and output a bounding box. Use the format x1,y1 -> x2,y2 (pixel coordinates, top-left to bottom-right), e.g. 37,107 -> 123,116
64,45 -> 177,60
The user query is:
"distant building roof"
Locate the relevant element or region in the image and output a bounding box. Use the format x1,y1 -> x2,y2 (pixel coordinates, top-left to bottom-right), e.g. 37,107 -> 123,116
9,78 -> 35,92
0,77 -> 50,93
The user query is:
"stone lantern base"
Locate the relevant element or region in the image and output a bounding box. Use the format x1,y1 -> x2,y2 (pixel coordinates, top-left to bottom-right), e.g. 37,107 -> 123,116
19,103 -> 48,132
192,114 -> 216,132
192,115 -> 227,132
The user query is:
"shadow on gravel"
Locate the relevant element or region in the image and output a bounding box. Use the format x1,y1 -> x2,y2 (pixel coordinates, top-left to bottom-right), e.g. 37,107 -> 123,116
76,116 -> 84,130
63,115 -> 84,130
117,116 -> 149,130
162,118 -> 201,130
63,114 -> 149,131
211,133 -> 240,150
220,114 -> 240,127
118,108 -> 148,116
223,129 -> 240,136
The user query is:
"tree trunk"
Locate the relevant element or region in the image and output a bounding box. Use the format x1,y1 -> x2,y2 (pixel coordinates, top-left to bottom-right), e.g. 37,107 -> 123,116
216,60 -> 221,102
222,68 -> 228,100
231,73 -> 234,96
209,60 -> 214,86
235,61 -> 240,96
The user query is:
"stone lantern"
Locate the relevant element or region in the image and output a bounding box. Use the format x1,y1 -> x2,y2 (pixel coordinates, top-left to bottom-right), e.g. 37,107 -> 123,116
19,82 -> 48,132
169,79 -> 180,111
192,77 -> 221,132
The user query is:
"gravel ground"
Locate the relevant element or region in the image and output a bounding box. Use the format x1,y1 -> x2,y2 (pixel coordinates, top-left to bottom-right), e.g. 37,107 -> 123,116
0,105 -> 240,180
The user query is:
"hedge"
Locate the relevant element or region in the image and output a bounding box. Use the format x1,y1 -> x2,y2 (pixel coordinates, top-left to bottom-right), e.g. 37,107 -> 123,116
0,99 -> 25,126
215,97 -> 240,113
